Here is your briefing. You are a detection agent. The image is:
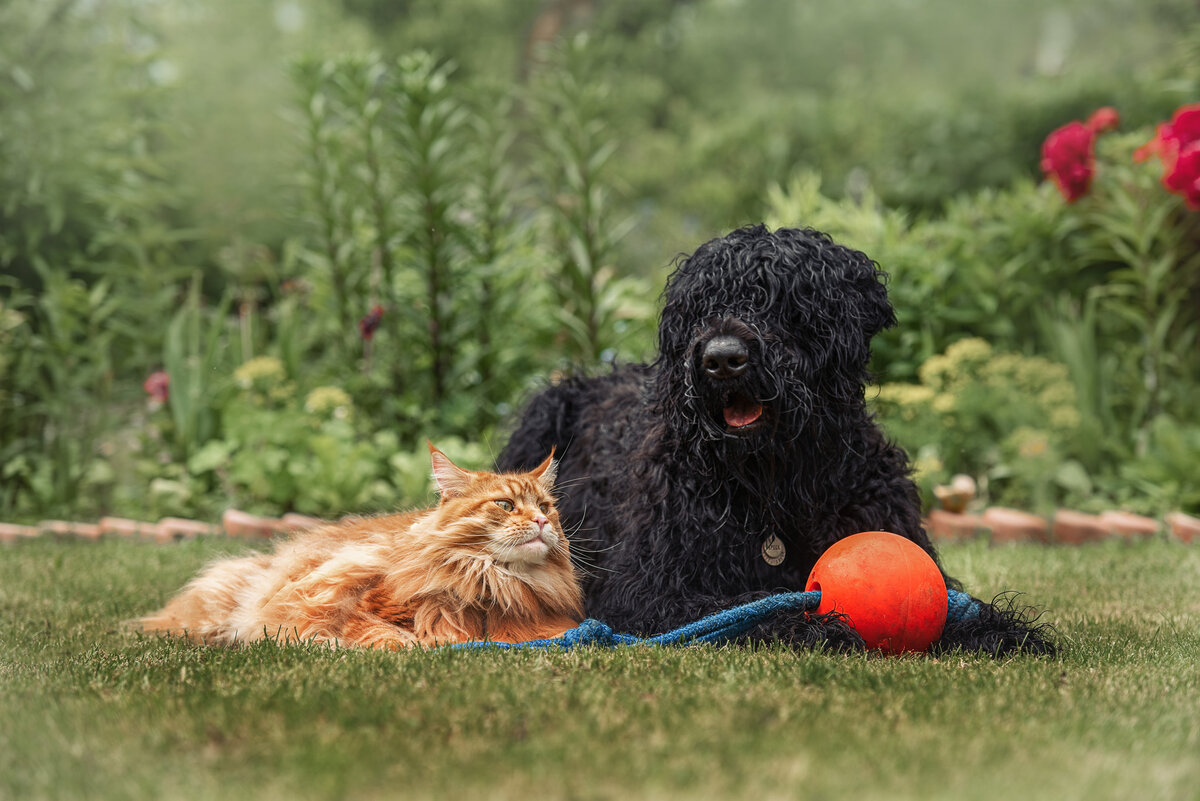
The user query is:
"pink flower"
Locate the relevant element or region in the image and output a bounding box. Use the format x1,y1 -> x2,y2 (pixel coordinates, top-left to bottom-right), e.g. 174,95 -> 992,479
359,304 -> 385,341
1041,121 -> 1097,203
143,371 -> 169,404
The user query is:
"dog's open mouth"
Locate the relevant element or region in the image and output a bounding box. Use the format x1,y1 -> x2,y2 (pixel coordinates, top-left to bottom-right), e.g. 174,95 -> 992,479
722,393 -> 764,431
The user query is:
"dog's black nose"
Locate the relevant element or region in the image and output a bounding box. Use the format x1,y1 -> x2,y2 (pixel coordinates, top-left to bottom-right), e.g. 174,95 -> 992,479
701,336 -> 749,379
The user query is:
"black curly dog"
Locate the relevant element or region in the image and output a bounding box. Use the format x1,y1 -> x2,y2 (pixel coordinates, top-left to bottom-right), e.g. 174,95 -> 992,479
498,224 -> 1054,656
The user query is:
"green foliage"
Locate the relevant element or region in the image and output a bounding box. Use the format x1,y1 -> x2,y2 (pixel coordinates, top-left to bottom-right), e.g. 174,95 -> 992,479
874,339 -> 1083,514
525,38 -> 655,367
1113,416 -> 1200,515
771,119 -> 1200,515
123,346 -> 502,519
389,52 -> 475,404
0,1 -> 193,518
0,265 -> 123,517
207,408 -> 389,518
162,277 -> 235,459
1065,132 -> 1200,455
173,358 -> 395,517
766,172 -> 1081,380
458,93 -> 549,414
144,0 -> 370,250
572,0 -> 1194,260
286,49 -> 631,445
1,0 -> 1197,522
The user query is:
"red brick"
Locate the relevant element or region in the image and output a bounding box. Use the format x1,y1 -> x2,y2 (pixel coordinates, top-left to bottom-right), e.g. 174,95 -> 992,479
1099,510 -> 1159,541
1053,510 -> 1111,545
36,520 -> 105,541
222,509 -> 277,539
99,517 -> 156,539
1166,512 -> 1200,544
927,509 -> 984,543
982,507 -> 1050,545
156,517 -> 216,543
279,513 -> 324,533
38,520 -> 76,541
0,523 -> 40,543
71,523 -> 103,541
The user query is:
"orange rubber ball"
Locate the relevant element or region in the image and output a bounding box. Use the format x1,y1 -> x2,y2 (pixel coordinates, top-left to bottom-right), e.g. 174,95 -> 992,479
804,531 -> 948,655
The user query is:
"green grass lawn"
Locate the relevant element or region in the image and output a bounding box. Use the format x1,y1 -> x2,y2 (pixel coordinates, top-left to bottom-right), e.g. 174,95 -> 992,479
2,536 -> 1198,801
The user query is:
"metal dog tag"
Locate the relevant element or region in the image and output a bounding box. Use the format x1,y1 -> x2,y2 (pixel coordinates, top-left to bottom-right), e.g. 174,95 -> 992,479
761,534 -> 786,566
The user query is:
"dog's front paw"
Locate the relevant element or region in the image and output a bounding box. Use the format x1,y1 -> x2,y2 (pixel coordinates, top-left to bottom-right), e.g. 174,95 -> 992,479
748,609 -> 866,653
934,594 -> 1057,657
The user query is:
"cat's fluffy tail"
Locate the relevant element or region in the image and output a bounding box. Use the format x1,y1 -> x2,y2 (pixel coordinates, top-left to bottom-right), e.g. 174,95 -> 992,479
134,553 -> 273,645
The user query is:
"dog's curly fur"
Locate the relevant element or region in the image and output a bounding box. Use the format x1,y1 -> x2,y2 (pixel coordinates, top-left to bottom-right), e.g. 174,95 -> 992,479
498,224 -> 1055,656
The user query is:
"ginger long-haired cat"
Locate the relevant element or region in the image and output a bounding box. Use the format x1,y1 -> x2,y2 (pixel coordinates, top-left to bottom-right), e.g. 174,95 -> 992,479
139,445 -> 582,648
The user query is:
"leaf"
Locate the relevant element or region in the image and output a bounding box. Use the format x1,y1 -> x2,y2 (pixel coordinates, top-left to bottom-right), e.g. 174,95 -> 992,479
1054,460 -> 1093,497
188,440 -> 233,474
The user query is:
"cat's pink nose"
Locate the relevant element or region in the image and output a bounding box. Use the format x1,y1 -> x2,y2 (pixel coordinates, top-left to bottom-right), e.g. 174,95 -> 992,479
534,515 -> 549,531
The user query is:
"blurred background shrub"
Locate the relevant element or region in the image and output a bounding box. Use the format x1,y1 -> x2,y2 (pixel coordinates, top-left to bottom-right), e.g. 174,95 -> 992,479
1,0 -> 1198,521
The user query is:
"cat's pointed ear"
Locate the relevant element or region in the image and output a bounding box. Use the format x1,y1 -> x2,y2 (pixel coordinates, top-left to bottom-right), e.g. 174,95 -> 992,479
429,442 -> 471,501
531,448 -> 558,492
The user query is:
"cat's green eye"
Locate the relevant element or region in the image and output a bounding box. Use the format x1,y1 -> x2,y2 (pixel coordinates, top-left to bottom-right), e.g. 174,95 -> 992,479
494,500 -> 514,512
538,502 -> 550,513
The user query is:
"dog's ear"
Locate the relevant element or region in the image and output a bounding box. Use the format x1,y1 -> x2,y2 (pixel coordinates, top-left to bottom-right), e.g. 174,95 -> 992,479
828,245 -> 896,372
852,264 -> 897,340
779,227 -> 896,342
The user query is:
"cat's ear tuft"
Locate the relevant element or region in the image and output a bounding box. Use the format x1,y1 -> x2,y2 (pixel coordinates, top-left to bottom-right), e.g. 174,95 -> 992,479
429,442 -> 471,500
531,448 -> 558,491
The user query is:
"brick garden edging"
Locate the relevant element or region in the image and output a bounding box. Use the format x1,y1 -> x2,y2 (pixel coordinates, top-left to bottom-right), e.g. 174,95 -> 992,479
2,508 -> 1199,547
0,510 -> 322,545
921,507 -> 1196,546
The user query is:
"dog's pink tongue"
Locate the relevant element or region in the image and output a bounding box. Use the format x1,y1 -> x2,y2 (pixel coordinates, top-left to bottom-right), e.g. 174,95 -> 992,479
723,399 -> 763,428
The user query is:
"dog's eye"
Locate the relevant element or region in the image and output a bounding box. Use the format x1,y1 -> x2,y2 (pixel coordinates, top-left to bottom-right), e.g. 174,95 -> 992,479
494,500 -> 514,512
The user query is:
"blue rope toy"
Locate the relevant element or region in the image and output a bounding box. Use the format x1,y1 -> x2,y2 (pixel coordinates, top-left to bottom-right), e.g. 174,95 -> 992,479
453,588 -> 982,650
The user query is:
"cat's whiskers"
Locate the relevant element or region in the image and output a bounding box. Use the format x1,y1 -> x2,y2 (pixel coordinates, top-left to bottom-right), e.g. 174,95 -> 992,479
546,475 -> 594,501
560,495 -> 620,561
561,547 -> 614,579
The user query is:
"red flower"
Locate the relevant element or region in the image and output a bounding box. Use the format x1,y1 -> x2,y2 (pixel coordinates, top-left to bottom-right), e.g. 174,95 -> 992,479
1040,107 -> 1123,203
359,304 -> 385,341
1041,121 -> 1097,203
1134,122 -> 1170,164
1085,106 -> 1120,134
143,371 -> 169,404
1134,103 -> 1200,210
1163,143 -> 1200,210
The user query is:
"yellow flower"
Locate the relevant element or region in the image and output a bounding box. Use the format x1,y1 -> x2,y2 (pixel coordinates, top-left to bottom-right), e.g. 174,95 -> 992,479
1010,427 -> 1051,459
917,354 -> 952,390
931,393 -> 956,414
1050,406 -> 1080,431
875,384 -> 935,422
912,453 -> 944,482
233,356 -> 286,390
943,337 -> 993,368
304,386 -> 354,420
877,383 -> 934,406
